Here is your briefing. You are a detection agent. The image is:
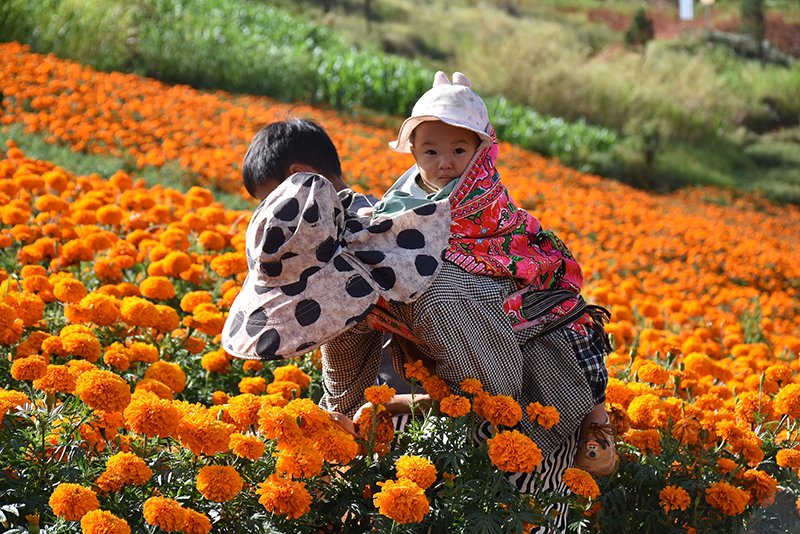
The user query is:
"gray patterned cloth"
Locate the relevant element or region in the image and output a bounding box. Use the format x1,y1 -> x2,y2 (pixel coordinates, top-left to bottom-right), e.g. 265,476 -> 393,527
320,260 -> 606,457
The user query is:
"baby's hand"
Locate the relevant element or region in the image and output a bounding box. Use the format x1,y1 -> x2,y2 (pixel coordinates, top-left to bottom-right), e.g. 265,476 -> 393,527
356,207 -> 374,217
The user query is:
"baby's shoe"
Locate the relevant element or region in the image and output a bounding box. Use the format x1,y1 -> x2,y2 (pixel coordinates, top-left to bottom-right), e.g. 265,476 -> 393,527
574,417 -> 617,477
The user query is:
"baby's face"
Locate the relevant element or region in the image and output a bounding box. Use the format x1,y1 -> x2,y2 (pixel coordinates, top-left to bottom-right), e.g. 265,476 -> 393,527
410,121 -> 480,191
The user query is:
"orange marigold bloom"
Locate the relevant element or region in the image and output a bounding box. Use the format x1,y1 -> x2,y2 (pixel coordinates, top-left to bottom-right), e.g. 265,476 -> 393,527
313,425 -> 359,465
459,377 -> 483,396
774,383 -> 800,419
776,448 -> 800,470
705,481 -> 749,516
196,465 -> 243,502
563,468 -> 601,499
272,364 -> 311,389
764,364 -> 793,386
201,349 -> 231,374
743,469 -> 778,508
176,407 -> 234,456
355,406 -> 395,444
143,361 -> 186,394
404,359 -> 430,382
227,393 -> 263,426
183,307 -> 226,336
70,292 -> 120,326
80,509 -> 130,534
256,474 -> 312,520
76,369 -> 132,413
395,455 -> 437,490
624,429 -> 662,456
103,342 -> 132,372
161,251 -> 193,277
659,485 -> 691,512
626,394 -> 662,430
237,376 -> 267,395
198,230 -> 226,251
96,205 -> 124,226
481,394 -> 523,428
120,296 -> 160,328
3,292 -> 44,327
183,509 -> 212,534
421,375 -> 452,401
526,402 -> 560,429
48,483 -> 100,521
230,432 -> 265,461
266,380 -> 300,401
10,354 -> 48,381
212,390 -> 230,405
365,384 -> 396,406
274,442 -> 324,479
439,395 -> 471,417
134,378 -> 174,400
672,416 -> 702,446
153,304 -> 180,333
637,362 -> 670,385
143,496 -> 187,533
210,252 -> 247,278
124,391 -> 180,438
53,278 -> 88,303
128,342 -> 160,364
180,291 -> 213,313
373,478 -> 429,524
59,239 -> 95,266
283,398 -> 332,438
61,331 -> 102,363
33,364 -> 76,394
139,276 -> 175,300
487,430 -> 542,473
105,451 -> 152,486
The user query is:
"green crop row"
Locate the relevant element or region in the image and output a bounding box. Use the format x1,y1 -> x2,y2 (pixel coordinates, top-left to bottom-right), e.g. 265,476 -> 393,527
0,0 -> 620,175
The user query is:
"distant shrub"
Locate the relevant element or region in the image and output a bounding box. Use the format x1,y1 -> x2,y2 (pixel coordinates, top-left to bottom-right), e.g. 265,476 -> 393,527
624,7 -> 655,49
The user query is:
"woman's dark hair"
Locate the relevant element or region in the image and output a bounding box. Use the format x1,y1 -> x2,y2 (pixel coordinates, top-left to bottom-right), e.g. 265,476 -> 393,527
242,118 -> 342,199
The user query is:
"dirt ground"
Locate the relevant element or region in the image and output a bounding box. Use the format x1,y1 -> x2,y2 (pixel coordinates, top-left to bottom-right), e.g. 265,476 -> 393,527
585,6 -> 800,57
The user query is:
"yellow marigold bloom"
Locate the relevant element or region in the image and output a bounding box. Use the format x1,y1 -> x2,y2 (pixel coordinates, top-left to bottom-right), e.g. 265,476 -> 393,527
227,393 -> 263,426
0,389 -> 30,417
230,432 -> 265,461
256,474 -> 312,519
183,508 -> 212,534
526,402 -> 560,429
705,481 -> 749,516
105,451 -> 152,485
238,376 -> 267,395
365,384 -> 396,406
75,369 -> 131,413
313,426 -> 359,465
563,468 -> 600,499
180,291 -> 213,313
80,509 -> 130,534
144,361 -> 186,394
154,305 -> 181,333
272,364 -> 311,389
201,349 -> 230,374
283,398 -> 332,438
139,276 -> 176,300
33,364 -> 76,394
439,395 -> 471,418
176,407 -> 234,456
459,377 -> 483,396
775,383 -> 800,419
210,252 -> 247,278
120,296 -> 160,328
21,265 -> 47,278
659,485 -> 691,512
10,354 -> 48,381
396,455 -> 437,490
487,430 -> 542,473
764,364 -> 793,386
626,394 -> 662,430
196,465 -> 243,502
481,394 -> 523,428
124,391 -> 180,438
637,362 -> 670,385
212,390 -> 230,405
48,483 -> 100,521
266,379 -> 300,401
373,478 -> 429,524
275,442 -> 324,479
743,469 -> 778,508
404,359 -> 429,382
128,342 -> 160,364
421,375 -> 452,401
143,496 -> 187,532
624,429 -> 662,456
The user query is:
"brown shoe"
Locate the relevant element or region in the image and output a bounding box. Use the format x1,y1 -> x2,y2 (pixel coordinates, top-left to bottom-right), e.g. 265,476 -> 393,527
574,419 -> 617,477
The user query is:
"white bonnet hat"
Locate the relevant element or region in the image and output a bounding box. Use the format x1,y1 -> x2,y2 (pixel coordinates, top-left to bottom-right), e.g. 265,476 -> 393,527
389,71 -> 493,153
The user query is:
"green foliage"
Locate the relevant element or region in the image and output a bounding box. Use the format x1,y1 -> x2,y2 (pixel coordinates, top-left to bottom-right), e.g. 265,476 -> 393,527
623,7 -> 655,49
740,0 -> 767,43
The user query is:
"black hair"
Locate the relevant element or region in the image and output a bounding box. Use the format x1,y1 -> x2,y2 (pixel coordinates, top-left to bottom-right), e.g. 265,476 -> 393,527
241,118 -> 342,199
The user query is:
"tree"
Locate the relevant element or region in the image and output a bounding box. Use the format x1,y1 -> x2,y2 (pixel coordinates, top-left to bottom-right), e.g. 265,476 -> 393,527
740,0 -> 766,63
624,7 -> 655,50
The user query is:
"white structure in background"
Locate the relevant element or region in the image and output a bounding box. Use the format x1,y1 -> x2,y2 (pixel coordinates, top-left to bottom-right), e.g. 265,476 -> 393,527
679,0 -> 694,20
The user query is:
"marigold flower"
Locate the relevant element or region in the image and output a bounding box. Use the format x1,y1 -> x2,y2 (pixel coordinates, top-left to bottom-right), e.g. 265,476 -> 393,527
626,394 -> 662,429
180,291 -> 213,313
266,379 -> 300,401
196,464 -> 243,502
439,395 -> 471,417
124,391 -> 180,438
256,474 -> 312,520
52,277 -> 87,304
183,509 -> 212,534
563,468 -> 601,499
3,292 -> 44,327
71,292 -> 120,326
80,509 -> 130,534
775,383 -> 800,419
143,361 -> 186,393
258,406 -> 303,443
10,354 -> 48,381
212,390 -> 230,405
154,304 -> 181,333
176,407 -> 234,456
272,364 -> 311,389
404,359 -> 430,382
776,448 -> 800,470
210,252 -> 247,278
355,406 -> 395,444
743,469 -> 778,508
764,364 -> 793,386
227,393 -> 263,426
637,362 -> 670,385
48,483 -> 100,521
139,276 -> 176,300
421,375 -> 452,401
365,384 -> 396,406
672,416 -> 702,446
59,239 -> 94,266
230,432 -> 265,461
33,364 -> 76,394
120,296 -> 160,328
103,342 -> 131,372
161,251 -> 193,277
105,451 -> 152,486
480,394 -> 523,428
459,377 -> 483,395
395,455 -> 437,490
705,481 -> 749,516
201,349 -> 231,374
143,496 -> 187,532
75,369 -> 131,413
659,485 -> 691,512
373,478 -> 429,524
487,430 -> 542,473
313,425 -> 359,465
274,442 -> 324,479
526,402 -> 560,429
623,429 -> 662,455
128,342 -> 160,364
134,378 -> 173,400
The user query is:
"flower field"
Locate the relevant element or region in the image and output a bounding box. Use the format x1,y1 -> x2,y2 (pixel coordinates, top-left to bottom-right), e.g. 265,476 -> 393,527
1,40 -> 800,533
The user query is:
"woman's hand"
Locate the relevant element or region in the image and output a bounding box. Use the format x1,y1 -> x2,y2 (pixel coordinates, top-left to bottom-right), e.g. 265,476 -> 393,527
329,412 -> 358,438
